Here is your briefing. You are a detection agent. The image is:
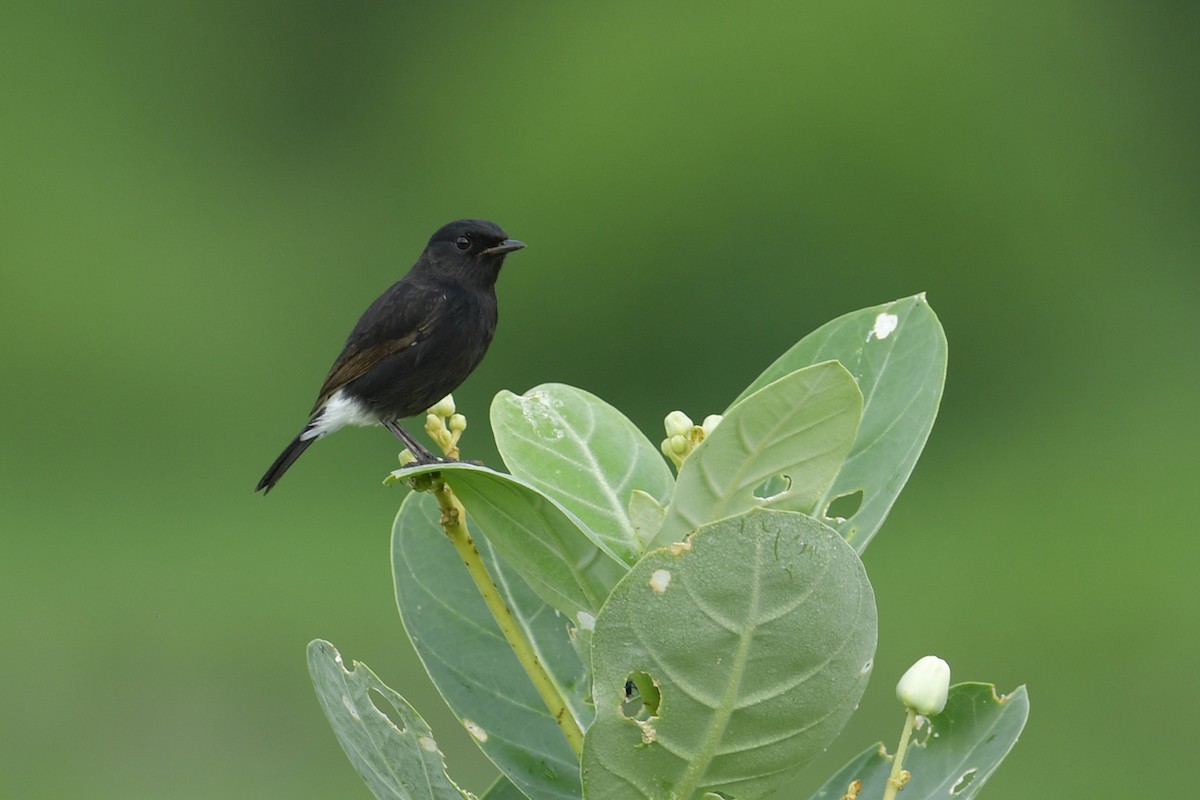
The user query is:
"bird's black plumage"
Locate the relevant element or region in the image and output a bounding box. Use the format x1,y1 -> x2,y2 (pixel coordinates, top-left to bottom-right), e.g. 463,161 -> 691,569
256,219 -> 524,493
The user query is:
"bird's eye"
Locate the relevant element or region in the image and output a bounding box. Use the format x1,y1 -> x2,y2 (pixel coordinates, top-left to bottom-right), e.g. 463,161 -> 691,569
455,236 -> 471,251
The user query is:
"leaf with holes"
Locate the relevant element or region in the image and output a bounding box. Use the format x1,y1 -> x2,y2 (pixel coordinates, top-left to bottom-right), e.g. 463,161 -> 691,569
392,463 -> 629,617
809,683 -> 1029,800
492,383 -> 675,563
392,491 -> 588,800
582,509 -> 877,800
307,640 -> 469,800
732,294 -> 946,552
651,362 -> 862,548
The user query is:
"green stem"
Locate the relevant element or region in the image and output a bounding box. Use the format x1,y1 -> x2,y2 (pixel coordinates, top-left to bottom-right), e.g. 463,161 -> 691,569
882,706 -> 918,800
430,477 -> 586,758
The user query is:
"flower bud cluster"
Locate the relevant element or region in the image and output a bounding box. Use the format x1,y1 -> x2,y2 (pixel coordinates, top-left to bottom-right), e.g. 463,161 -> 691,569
660,410 -> 724,469
425,394 -> 467,460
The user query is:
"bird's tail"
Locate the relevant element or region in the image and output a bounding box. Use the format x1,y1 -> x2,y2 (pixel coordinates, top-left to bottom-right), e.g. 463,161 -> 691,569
256,430 -> 317,494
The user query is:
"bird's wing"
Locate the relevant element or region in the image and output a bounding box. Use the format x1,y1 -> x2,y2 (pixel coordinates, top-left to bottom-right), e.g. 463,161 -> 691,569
310,281 -> 439,415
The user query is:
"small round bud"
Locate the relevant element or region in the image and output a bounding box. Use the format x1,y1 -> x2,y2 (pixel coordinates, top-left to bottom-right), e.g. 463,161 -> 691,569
701,414 -> 724,436
896,655 -> 950,716
669,434 -> 690,456
448,414 -> 467,432
661,438 -> 674,459
429,395 -> 456,417
664,410 -> 694,438
397,449 -> 418,467
426,413 -> 443,431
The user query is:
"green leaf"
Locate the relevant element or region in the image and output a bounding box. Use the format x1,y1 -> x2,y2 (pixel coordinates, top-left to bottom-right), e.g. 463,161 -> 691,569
809,683 -> 1030,800
481,776 -> 535,800
394,463 -> 628,618
583,509 -> 877,800
652,362 -> 862,548
492,384 -> 675,563
393,492 -> 587,800
307,640 -> 469,800
733,294 -> 947,552
628,490 -> 666,552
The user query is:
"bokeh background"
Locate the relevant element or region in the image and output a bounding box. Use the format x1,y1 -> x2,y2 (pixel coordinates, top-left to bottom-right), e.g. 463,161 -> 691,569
3,3 -> 1197,798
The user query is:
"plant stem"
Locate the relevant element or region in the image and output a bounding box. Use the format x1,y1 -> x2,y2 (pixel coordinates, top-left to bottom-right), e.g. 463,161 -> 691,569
430,477 -> 586,758
882,707 -> 918,800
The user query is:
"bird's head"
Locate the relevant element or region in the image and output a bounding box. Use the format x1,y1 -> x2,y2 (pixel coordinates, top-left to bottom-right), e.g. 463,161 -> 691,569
421,219 -> 525,288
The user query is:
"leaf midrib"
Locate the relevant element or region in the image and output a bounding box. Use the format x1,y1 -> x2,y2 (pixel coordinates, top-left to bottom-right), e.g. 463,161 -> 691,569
672,537 -> 764,797
508,392 -> 636,545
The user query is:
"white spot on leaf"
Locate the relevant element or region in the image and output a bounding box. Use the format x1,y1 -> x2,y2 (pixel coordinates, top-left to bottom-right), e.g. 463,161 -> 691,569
576,611 -> 596,631
464,719 -> 488,743
868,312 -> 899,341
342,695 -> 359,721
649,569 -> 672,593
418,735 -> 438,752
517,391 -> 565,441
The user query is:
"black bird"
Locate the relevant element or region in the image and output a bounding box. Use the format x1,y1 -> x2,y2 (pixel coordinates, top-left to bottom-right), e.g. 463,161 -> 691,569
256,219 -> 524,493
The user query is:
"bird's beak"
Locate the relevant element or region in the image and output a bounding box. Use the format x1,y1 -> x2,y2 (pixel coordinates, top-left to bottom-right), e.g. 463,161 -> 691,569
483,238 -> 526,256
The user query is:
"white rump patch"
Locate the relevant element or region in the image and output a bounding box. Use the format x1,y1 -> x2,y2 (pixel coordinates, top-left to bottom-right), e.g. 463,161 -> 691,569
301,390 -> 377,440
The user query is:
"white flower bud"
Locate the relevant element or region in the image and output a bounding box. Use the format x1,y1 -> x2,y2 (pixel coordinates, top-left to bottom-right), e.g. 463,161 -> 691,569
397,449 -> 418,467
664,410 -> 694,438
896,655 -> 950,716
701,414 -> 724,436
661,438 -> 674,459
669,435 -> 690,456
429,395 -> 456,417
448,413 -> 467,432
425,413 -> 443,432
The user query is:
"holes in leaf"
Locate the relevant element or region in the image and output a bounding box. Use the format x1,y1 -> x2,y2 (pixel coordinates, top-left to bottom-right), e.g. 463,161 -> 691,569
950,768 -> 978,795
824,489 -> 864,521
752,473 -> 792,501
367,688 -> 406,733
911,715 -> 934,748
620,671 -> 660,722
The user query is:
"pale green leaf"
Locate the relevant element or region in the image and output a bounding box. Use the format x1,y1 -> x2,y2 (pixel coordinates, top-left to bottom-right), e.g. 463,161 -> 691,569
493,384 -> 675,563
733,294 -> 946,552
652,362 -> 862,548
307,640 -> 468,800
393,463 -> 628,617
481,777 -> 534,800
810,683 -> 1029,800
583,509 -> 877,800
393,492 -> 587,800
627,490 -> 666,552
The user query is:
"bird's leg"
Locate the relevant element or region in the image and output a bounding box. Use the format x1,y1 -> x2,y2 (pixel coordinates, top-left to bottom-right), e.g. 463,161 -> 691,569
383,420 -> 441,464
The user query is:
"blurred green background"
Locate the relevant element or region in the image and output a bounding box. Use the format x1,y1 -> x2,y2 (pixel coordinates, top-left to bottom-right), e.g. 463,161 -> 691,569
2,3 -> 1196,798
